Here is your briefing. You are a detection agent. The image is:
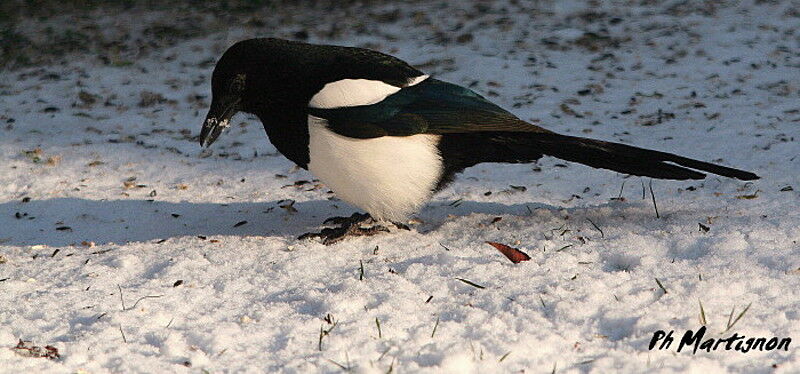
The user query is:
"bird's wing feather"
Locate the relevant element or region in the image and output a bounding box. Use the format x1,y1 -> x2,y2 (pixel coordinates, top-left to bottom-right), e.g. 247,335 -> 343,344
307,78 -> 551,138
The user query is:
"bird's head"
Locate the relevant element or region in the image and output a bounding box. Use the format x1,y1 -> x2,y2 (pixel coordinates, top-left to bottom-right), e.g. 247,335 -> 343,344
200,43 -> 253,147
199,37 -> 420,148
200,76 -> 243,148
200,39 -> 273,148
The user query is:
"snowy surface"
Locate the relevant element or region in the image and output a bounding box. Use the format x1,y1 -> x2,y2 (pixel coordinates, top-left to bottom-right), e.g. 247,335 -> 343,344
1,0 -> 799,372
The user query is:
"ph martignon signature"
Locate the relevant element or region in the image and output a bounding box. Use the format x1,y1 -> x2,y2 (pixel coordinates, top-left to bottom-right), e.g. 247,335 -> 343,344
649,326 -> 791,354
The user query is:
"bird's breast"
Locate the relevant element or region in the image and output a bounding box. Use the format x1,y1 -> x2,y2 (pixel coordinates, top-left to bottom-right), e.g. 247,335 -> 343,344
307,116 -> 443,221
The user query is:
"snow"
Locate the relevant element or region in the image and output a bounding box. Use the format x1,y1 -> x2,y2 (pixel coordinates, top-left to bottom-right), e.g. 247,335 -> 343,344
1,0 -> 799,372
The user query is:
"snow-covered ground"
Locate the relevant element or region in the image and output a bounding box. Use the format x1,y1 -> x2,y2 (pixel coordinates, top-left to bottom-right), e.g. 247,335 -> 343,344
1,0 -> 799,372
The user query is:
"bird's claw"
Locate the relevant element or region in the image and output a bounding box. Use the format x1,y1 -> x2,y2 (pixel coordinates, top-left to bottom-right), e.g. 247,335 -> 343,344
298,223 -> 390,245
300,212 -> 410,245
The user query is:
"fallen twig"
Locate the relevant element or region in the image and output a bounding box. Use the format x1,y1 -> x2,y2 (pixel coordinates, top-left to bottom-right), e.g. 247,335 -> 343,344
649,180 -> 659,218
456,278 -> 485,289
586,218 -> 604,238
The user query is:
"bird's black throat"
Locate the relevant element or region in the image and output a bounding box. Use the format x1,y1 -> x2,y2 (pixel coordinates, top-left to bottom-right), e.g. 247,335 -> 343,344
253,106 -> 310,169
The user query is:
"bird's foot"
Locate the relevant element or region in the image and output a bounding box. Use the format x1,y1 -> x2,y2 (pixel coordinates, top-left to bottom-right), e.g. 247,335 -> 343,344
298,224 -> 390,245
299,213 -> 393,245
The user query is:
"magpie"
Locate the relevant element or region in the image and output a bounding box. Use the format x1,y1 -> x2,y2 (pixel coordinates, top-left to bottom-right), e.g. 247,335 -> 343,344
200,38 -> 759,244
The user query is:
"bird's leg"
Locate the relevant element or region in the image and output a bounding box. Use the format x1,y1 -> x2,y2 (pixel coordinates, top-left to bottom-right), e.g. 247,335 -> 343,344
298,213 -> 391,245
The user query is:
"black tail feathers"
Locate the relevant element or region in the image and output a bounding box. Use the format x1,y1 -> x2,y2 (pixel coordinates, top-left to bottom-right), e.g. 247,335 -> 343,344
516,132 -> 759,181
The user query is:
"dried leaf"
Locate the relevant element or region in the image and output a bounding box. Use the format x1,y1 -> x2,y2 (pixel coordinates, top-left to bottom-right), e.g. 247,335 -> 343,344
486,241 -> 531,264
279,200 -> 298,213
736,191 -> 759,200
45,156 -> 61,166
560,103 -> 580,117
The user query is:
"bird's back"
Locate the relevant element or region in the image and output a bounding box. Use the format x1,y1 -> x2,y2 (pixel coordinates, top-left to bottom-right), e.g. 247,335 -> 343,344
224,38 -> 423,92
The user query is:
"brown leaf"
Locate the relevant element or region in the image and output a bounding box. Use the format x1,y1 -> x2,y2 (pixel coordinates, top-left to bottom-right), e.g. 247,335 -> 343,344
13,340 -> 60,360
486,241 -> 531,264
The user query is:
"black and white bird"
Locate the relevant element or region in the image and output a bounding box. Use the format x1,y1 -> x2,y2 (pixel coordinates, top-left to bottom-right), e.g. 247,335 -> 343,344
200,38 -> 758,244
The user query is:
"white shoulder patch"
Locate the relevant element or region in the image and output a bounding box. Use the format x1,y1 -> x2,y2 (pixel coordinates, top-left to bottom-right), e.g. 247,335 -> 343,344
406,74 -> 429,86
308,75 -> 430,109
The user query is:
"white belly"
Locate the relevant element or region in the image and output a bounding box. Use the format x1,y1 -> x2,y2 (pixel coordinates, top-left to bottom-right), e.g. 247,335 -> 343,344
307,116 -> 443,221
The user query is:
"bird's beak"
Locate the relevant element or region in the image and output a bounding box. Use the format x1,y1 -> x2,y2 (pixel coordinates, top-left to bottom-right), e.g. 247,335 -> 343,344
200,97 -> 240,148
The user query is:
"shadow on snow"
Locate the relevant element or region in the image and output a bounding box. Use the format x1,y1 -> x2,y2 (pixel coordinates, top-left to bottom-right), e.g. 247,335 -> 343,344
0,196 -> 654,247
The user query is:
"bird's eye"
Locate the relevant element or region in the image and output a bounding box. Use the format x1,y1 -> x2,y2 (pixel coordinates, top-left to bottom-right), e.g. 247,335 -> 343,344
230,73 -> 246,94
